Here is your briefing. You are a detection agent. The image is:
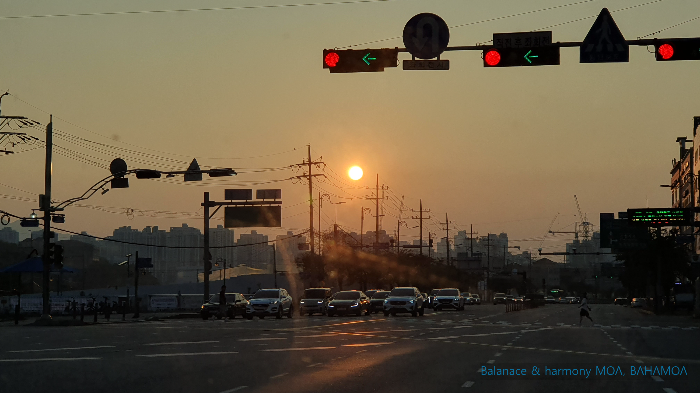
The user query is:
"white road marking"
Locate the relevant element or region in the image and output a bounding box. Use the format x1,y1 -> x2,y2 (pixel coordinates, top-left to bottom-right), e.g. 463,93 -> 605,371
662,388 -> 677,393
356,350 -> 367,354
8,346 -> 115,353
651,376 -> 663,382
462,381 -> 475,387
220,387 -> 247,393
635,359 -> 644,363
239,338 -> 287,342
495,353 -> 502,357
270,373 -> 288,379
626,352 -> 633,355
0,357 -> 101,362
146,341 -> 219,346
487,360 -> 495,364
262,347 -> 335,352
307,362 -> 323,367
342,342 -> 394,347
137,351 -> 238,357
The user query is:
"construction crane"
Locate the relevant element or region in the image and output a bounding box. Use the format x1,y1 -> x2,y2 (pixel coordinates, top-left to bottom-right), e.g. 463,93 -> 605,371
574,195 -> 591,241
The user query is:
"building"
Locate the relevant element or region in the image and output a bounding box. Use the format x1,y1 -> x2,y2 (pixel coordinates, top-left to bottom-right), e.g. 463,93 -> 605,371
0,227 -> 19,244
236,230 -> 272,271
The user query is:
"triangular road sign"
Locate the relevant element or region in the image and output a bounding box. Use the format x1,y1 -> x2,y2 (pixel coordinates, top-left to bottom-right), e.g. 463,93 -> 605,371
580,8 -> 629,63
184,158 -> 202,182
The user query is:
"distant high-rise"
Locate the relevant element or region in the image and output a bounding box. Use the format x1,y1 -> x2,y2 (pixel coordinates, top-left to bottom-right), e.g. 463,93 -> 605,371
0,227 -> 19,244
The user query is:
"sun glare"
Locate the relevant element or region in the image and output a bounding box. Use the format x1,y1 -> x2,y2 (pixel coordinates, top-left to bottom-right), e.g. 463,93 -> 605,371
348,166 -> 363,180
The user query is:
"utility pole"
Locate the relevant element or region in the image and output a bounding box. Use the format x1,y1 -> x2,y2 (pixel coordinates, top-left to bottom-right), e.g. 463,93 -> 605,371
203,192 -> 211,303
292,145 -> 325,254
41,115 -> 53,319
470,224 -> 474,257
318,191 -> 322,254
272,244 -> 277,289
428,232 -> 433,259
365,174 -> 386,252
134,250 -> 140,318
440,213 -> 451,266
411,200 -> 431,256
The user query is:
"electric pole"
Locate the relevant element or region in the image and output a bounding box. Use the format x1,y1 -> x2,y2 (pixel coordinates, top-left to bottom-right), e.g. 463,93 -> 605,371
41,115 -> 53,318
365,174 -> 387,252
440,213 -> 451,266
292,145 -> 324,254
411,199 -> 431,256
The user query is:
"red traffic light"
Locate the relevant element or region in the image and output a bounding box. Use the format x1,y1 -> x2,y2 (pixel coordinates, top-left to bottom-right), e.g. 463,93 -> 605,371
658,43 -> 674,60
324,52 -> 340,67
484,50 -> 501,66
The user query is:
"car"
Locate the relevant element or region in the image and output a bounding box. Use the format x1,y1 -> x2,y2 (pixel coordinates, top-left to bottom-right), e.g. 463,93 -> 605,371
364,289 -> 382,298
245,288 -> 294,319
471,294 -> 481,305
384,287 -> 425,317
565,297 -> 577,304
327,290 -> 371,316
299,288 -> 332,316
514,296 -> 524,302
506,295 -> 515,302
242,293 -> 255,301
493,293 -> 507,305
427,289 -> 440,308
433,288 -> 465,311
462,292 -> 473,305
545,296 -> 557,304
574,297 -> 581,304
630,297 -> 646,308
558,297 -> 569,304
201,293 -> 249,320
369,291 -> 390,314
614,297 -> 628,305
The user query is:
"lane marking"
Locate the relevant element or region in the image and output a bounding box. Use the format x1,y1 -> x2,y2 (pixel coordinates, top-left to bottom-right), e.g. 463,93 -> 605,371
0,357 -> 101,362
662,389 -> 677,393
261,347 -> 335,352
307,363 -> 323,367
487,360 -> 495,364
342,342 -> 394,347
462,381 -> 475,388
651,376 -> 663,382
137,351 -> 238,357
8,345 -> 115,353
239,338 -> 287,342
270,373 -> 288,379
635,360 -> 644,364
495,353 -> 502,357
220,387 -> 248,393
146,341 -> 219,346
356,350 -> 367,353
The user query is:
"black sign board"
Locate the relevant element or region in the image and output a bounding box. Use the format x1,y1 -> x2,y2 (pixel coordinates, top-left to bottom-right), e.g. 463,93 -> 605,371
225,206 -> 281,228
225,189 -> 253,201
136,257 -> 153,268
256,189 -> 281,200
627,208 -> 693,226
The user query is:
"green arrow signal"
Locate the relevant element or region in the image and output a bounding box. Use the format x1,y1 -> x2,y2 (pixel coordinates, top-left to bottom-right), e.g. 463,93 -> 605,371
363,53 -> 377,65
524,50 -> 539,64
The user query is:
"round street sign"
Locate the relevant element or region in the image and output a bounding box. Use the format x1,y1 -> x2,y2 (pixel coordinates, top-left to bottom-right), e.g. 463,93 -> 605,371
403,13 -> 449,59
109,158 -> 128,177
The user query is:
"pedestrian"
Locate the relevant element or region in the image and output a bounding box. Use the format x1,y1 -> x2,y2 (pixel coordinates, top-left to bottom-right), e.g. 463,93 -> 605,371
219,285 -> 227,321
579,292 -> 593,326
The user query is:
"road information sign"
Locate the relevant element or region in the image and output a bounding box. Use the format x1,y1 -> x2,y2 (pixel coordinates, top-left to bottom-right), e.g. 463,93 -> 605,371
403,60 -> 449,70
581,8 -> 629,63
493,32 -> 552,48
627,208 -> 693,226
403,13 -> 449,59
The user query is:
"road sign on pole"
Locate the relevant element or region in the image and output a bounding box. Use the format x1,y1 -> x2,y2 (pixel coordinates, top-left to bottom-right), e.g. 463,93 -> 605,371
403,13 -> 449,59
493,31 -> 552,49
580,8 -> 629,63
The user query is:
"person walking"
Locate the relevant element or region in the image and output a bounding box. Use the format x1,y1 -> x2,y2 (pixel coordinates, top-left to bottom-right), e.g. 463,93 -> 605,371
219,285 -> 227,321
579,292 -> 593,326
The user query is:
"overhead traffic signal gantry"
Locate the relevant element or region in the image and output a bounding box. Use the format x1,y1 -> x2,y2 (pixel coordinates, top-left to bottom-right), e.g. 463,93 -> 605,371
654,39 -> 700,61
323,49 -> 398,73
483,46 -> 560,67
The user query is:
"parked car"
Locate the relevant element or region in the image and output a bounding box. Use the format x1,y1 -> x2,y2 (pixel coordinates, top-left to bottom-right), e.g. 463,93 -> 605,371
369,291 -> 391,314
434,288 -> 465,311
245,288 -> 294,319
545,296 -> 557,304
493,293 -> 507,305
614,297 -> 629,305
201,293 -> 249,320
384,287 -> 425,317
630,297 -> 646,308
299,288 -> 332,316
670,283 -> 695,311
471,294 -> 481,305
327,291 -> 370,317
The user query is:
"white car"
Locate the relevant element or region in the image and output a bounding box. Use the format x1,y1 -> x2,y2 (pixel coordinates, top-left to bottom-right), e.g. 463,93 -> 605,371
384,287 -> 425,317
471,294 -> 481,305
433,288 -> 465,311
246,288 -> 294,319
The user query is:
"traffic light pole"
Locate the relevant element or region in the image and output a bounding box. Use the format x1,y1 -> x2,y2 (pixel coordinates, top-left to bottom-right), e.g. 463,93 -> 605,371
41,115 -> 52,319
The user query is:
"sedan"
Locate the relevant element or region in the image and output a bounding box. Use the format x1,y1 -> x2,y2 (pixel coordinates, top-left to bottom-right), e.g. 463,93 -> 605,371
327,291 -> 370,316
369,291 -> 390,314
201,293 -> 249,320
630,297 -> 646,308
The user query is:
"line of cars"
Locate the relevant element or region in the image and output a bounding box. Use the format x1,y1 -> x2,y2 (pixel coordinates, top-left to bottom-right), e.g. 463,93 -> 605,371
202,286 -> 484,320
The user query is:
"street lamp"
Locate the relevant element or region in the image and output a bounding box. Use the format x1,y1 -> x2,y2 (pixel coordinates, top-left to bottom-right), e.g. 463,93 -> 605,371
118,253 -> 132,321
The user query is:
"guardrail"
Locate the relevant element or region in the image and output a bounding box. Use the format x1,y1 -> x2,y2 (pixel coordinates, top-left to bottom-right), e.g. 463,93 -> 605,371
505,299 -> 543,312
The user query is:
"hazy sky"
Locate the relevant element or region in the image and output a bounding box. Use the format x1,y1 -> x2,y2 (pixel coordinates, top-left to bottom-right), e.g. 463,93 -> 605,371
2,0 -> 699,260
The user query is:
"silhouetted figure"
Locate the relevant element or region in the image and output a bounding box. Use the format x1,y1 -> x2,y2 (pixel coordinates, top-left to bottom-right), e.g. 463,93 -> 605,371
579,292 -> 593,326
219,285 -> 227,320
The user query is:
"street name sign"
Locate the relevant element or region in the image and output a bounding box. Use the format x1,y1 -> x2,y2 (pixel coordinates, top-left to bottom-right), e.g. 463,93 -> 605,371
403,13 -> 449,59
581,8 -> 629,63
493,31 -> 552,48
403,59 -> 449,70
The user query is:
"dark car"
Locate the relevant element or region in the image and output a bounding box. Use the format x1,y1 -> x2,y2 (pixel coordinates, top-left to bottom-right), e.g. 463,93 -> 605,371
493,293 -> 507,305
201,293 -> 249,320
427,289 -> 440,308
364,289 -> 382,298
327,290 -> 370,316
614,297 -> 628,305
299,288 -> 332,316
369,291 -> 390,314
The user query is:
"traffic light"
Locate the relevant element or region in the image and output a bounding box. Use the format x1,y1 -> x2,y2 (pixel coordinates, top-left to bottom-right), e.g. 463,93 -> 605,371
654,39 -> 700,61
54,245 -> 64,269
323,49 -> 398,73
483,47 -> 560,67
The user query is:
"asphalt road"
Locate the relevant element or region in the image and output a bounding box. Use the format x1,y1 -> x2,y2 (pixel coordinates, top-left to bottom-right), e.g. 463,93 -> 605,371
1,304 -> 699,393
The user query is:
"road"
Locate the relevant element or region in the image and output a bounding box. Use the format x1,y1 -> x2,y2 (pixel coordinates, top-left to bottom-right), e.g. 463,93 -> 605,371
1,304 -> 699,393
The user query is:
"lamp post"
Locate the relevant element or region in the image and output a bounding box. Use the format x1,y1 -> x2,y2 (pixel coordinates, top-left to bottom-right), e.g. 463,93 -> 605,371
117,253 -> 132,320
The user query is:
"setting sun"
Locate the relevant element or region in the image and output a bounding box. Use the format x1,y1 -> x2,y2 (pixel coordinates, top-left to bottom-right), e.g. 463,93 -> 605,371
348,166 -> 363,180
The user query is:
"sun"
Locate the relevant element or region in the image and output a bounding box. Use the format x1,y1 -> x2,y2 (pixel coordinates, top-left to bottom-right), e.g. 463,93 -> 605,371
348,166 -> 363,181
